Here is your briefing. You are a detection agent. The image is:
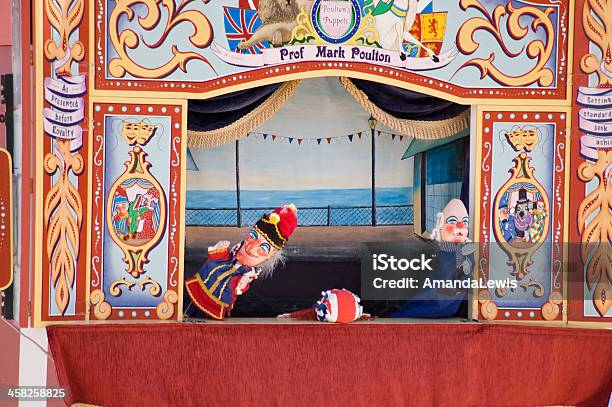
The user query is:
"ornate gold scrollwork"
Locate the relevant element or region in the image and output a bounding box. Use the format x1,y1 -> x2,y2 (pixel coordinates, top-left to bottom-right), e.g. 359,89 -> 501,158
156,290 -> 178,320
107,0 -> 215,79
139,276 -> 162,296
456,0 -> 555,87
578,150 -> 612,316
44,0 -> 85,75
576,0 -> 612,317
580,0 -> 612,87
44,139 -> 84,316
106,147 -> 166,279
109,276 -> 162,297
90,289 -> 112,320
520,278 -> 545,298
109,278 -> 135,296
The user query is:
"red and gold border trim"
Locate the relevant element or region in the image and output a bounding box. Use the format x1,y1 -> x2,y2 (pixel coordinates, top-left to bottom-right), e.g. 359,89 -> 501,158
475,109 -> 569,323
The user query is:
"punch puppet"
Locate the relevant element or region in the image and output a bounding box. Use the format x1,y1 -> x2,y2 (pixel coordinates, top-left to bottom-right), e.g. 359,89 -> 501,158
185,204 -> 298,320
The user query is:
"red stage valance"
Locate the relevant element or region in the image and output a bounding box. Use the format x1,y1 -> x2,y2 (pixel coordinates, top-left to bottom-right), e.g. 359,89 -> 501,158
48,323 -> 612,406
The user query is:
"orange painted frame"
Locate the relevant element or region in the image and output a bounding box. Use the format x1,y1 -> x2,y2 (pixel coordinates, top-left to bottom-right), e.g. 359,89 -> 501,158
472,107 -> 570,324
567,0 -> 612,327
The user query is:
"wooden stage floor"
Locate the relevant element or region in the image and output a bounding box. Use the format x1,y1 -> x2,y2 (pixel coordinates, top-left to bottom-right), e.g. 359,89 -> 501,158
186,225 -> 416,259
186,317 -> 471,324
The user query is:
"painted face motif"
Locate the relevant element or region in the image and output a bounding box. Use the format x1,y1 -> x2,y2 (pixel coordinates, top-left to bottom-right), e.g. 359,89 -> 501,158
506,128 -> 539,152
235,228 -> 278,267
498,207 -> 509,221
514,201 -> 533,232
439,199 -> 470,243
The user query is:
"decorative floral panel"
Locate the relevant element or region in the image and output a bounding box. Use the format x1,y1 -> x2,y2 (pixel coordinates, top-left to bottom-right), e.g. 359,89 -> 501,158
37,0 -> 90,324
474,108 -> 569,323
567,0 -> 612,326
89,101 -> 186,322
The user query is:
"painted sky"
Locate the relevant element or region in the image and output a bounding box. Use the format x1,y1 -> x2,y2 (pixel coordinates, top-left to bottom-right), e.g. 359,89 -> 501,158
188,78 -> 413,191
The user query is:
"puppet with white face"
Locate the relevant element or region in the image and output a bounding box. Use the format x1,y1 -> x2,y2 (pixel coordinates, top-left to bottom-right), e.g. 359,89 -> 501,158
430,199 -> 471,243
429,198 -> 474,277
392,199 -> 473,318
185,204 -> 298,320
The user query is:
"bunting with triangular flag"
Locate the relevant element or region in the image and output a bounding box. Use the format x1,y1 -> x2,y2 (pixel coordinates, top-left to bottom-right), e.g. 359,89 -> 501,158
238,130 -> 410,145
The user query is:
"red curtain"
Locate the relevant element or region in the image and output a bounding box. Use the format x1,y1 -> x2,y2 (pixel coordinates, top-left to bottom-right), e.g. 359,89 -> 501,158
48,323 -> 612,407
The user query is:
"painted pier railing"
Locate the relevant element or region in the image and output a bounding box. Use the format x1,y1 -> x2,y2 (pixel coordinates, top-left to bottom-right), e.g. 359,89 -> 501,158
185,205 -> 414,227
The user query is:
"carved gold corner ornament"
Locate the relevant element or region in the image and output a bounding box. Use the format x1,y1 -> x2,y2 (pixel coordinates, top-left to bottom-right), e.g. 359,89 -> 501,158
541,290 -> 563,321
109,276 -> 162,297
493,153 -> 550,281
495,278 -> 545,299
479,290 -> 498,320
121,121 -> 158,146
107,0 -> 215,79
291,9 -> 379,46
44,0 -> 85,76
580,0 -> 612,87
578,150 -> 612,317
456,0 -> 555,87
520,279 -> 545,298
44,139 -> 84,315
90,289 -> 112,320
156,290 -> 178,320
106,147 -> 166,279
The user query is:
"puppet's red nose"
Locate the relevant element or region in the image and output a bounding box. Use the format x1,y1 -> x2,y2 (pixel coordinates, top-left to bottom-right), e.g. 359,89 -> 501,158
456,221 -> 465,228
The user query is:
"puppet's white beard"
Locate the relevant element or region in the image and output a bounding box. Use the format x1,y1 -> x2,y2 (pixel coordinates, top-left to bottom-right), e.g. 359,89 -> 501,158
256,250 -> 286,279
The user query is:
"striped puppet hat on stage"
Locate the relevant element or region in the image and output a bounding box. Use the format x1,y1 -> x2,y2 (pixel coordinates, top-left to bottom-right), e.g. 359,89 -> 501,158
316,289 -> 364,323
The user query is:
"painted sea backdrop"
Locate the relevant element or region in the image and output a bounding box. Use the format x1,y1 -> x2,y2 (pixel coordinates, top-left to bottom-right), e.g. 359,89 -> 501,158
186,187 -> 413,226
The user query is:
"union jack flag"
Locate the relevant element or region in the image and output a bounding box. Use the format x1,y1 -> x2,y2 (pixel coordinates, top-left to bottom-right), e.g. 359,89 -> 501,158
223,6 -> 269,54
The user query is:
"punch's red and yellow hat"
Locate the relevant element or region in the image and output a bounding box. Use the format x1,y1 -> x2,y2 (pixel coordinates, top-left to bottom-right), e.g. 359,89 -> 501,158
254,204 -> 298,250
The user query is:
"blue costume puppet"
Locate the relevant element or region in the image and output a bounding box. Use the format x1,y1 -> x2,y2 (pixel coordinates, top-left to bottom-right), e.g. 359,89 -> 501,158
499,194 -> 517,242
393,199 -> 474,318
185,205 -> 298,320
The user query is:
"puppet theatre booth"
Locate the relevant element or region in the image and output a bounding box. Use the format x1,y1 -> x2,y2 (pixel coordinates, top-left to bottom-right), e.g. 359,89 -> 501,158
183,77 -> 471,318
4,0 -> 612,405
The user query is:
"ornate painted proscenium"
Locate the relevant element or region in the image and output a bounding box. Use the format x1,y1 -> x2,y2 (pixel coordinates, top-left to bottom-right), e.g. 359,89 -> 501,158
27,0 -> 611,330
94,0 -> 571,101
